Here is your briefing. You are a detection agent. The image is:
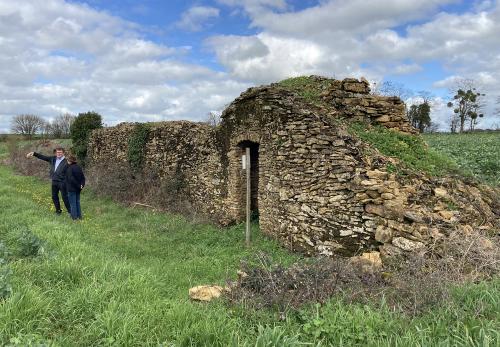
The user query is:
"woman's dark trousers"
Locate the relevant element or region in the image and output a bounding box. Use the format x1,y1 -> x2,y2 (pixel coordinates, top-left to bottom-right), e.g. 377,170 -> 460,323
67,191 -> 82,220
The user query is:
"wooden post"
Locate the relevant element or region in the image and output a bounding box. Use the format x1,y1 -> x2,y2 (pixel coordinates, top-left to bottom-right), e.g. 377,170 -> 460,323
245,146 -> 251,246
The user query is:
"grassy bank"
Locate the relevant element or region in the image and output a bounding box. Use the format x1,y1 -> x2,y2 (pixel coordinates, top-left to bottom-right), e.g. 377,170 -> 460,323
0,143 -> 499,346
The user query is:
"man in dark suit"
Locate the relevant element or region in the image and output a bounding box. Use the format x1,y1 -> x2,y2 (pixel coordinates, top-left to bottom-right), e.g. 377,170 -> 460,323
26,147 -> 71,215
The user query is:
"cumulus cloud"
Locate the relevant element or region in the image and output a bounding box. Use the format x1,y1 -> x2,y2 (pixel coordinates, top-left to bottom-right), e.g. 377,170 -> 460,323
219,0 -> 456,36
175,6 -> 220,32
208,0 -> 500,129
0,0 -> 248,133
1,0 -> 499,133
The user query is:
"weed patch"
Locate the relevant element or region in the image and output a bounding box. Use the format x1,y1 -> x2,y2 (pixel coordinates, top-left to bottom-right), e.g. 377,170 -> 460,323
228,227 -> 499,317
0,242 -> 8,264
16,229 -> 45,258
278,76 -> 333,106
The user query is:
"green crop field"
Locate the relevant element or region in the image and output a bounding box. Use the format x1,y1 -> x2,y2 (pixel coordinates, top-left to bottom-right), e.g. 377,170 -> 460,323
0,140 -> 499,346
423,132 -> 500,186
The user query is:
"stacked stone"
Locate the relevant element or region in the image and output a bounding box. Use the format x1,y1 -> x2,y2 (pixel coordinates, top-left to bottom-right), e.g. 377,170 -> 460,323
143,121 -> 229,221
88,123 -> 136,161
220,87 -> 380,256
322,78 -> 417,134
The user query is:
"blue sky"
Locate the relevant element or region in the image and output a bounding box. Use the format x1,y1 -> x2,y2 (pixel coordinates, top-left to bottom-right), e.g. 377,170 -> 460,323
1,0 -> 499,132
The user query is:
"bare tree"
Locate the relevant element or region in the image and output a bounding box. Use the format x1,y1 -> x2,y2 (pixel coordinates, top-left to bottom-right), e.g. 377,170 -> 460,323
40,121 -> 51,139
425,121 -> 440,133
11,114 -> 45,139
49,113 -> 75,138
449,114 -> 460,133
205,110 -> 222,127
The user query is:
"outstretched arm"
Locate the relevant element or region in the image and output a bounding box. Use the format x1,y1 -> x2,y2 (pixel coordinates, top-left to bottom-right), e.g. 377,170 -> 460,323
28,152 -> 52,162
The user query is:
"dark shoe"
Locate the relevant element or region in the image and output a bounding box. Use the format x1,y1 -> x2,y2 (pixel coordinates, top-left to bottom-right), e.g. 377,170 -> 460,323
55,210 -> 62,215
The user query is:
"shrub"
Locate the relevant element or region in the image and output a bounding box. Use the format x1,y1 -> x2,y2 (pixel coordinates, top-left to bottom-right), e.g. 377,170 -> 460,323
86,161 -> 194,217
127,123 -> 150,171
226,252 -> 381,312
70,111 -> 103,166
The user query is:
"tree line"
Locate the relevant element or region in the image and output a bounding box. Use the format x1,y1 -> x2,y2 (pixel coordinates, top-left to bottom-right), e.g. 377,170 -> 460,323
9,112 -> 103,166
10,113 -> 76,139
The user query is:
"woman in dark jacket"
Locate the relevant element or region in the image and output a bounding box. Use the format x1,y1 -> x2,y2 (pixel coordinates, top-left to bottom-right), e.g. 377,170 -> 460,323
65,154 -> 85,220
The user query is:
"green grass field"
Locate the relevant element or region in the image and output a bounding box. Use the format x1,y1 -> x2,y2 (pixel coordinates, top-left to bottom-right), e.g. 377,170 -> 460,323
423,132 -> 500,186
0,139 -> 499,346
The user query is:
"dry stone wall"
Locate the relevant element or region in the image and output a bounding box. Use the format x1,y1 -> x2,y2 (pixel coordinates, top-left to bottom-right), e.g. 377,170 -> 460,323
87,77 -> 499,259
88,121 -> 231,222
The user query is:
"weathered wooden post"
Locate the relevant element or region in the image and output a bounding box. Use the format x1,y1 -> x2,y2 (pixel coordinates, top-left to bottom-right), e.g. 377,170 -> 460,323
245,147 -> 251,246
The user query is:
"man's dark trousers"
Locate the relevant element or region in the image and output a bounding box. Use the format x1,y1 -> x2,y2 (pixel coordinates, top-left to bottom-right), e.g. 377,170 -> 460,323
52,181 -> 71,213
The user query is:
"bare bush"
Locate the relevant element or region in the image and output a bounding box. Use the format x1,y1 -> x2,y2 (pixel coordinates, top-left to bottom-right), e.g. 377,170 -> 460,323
86,161 -> 195,217
7,139 -> 59,180
47,113 -> 75,138
226,253 -> 384,313
227,228 -> 499,316
206,110 -> 222,127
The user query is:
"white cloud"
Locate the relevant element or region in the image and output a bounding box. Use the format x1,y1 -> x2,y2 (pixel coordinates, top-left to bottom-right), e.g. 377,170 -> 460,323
175,6 -> 220,32
0,0 -> 250,133
1,0 -> 500,133
219,0 -> 457,36
206,33 -> 375,83
207,0 -> 500,129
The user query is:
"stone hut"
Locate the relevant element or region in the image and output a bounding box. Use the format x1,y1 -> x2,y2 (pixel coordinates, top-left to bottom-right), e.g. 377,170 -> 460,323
88,77 -> 499,258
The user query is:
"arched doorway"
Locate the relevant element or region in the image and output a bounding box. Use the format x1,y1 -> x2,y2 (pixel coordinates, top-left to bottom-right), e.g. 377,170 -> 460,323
237,140 -> 260,219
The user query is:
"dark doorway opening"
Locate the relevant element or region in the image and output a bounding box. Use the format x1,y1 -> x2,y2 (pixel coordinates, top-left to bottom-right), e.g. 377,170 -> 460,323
238,141 -> 259,219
